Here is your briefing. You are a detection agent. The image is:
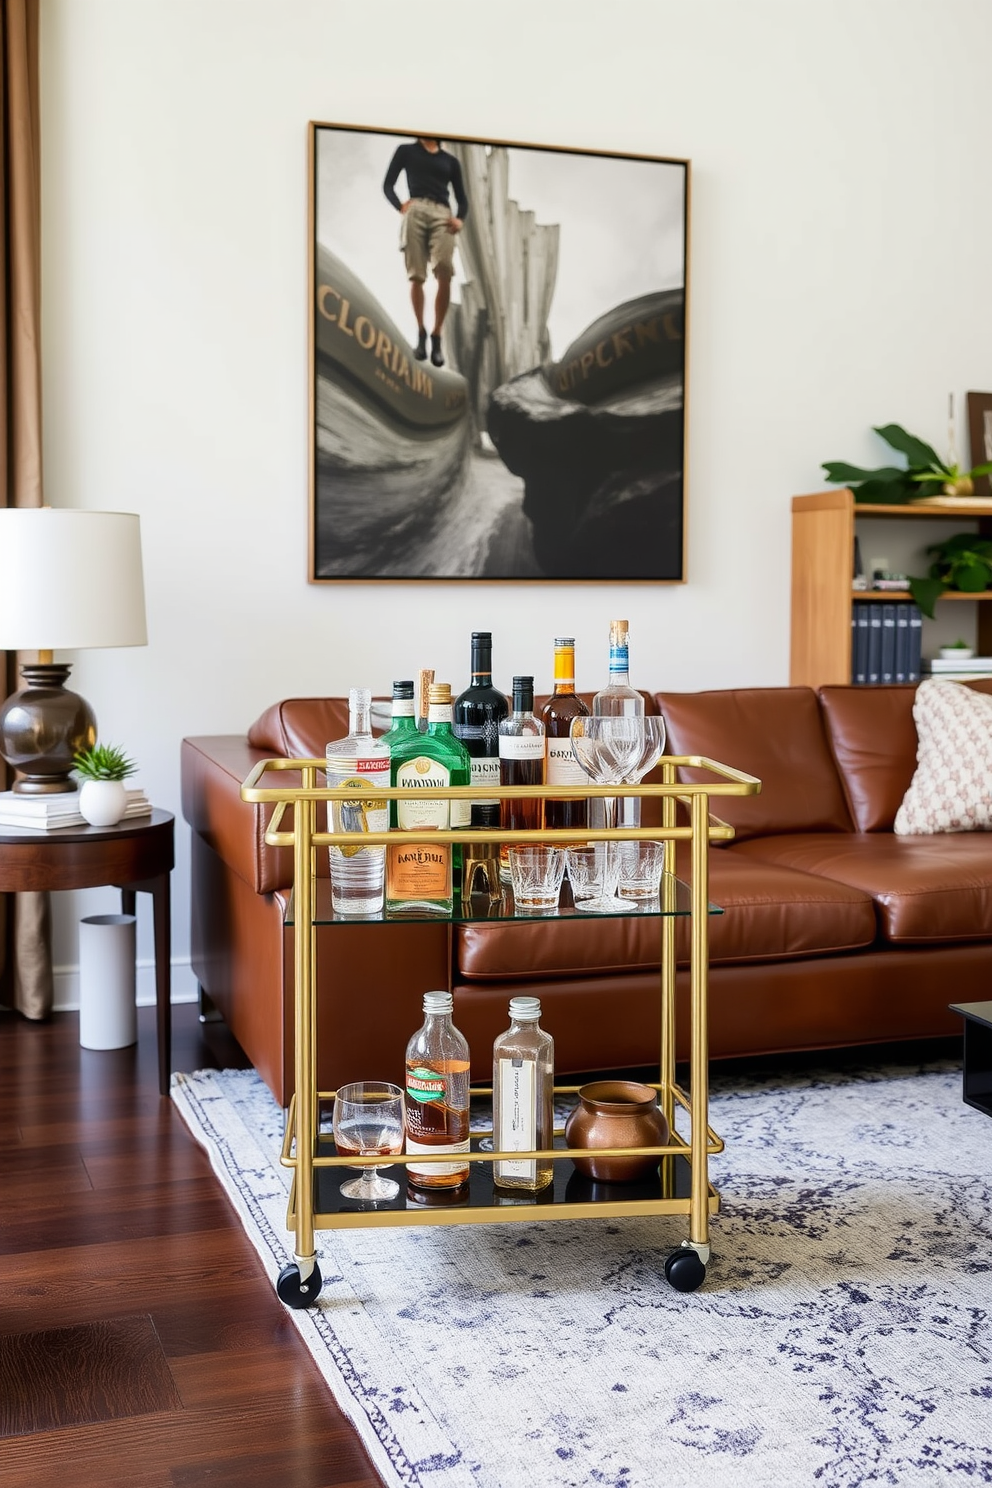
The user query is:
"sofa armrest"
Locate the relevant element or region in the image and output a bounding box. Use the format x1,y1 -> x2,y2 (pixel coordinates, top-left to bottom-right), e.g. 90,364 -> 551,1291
181,735 -> 304,895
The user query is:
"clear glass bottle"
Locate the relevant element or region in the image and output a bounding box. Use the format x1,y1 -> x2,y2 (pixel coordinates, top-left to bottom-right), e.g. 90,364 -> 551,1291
498,676 -> 546,881
386,682 -> 471,914
405,990 -> 471,1190
492,995 -> 554,1192
539,637 -> 590,833
453,631 -> 509,830
324,688 -> 390,916
592,620 -> 644,830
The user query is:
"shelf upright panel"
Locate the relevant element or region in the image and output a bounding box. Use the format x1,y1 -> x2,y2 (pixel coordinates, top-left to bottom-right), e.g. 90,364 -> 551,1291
791,489 -> 855,687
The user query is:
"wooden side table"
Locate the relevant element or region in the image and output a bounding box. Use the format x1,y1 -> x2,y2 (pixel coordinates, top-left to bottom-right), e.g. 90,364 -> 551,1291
0,809 -> 174,1094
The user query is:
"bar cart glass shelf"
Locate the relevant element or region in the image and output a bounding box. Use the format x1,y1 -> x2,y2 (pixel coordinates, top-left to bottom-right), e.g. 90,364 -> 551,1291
240,758 -> 761,1306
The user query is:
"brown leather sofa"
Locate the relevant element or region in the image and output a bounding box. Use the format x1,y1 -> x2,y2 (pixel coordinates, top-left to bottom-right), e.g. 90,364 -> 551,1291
180,683 -> 991,1106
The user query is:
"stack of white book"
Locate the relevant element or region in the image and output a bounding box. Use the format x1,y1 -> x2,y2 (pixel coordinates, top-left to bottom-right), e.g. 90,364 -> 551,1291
0,788 -> 152,831
925,656 -> 992,679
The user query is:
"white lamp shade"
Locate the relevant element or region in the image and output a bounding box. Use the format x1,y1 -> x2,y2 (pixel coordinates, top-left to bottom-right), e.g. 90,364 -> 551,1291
0,509 -> 148,650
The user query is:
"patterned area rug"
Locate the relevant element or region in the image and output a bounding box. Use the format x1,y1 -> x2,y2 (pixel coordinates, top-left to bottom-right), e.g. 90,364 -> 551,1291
171,1063 -> 992,1488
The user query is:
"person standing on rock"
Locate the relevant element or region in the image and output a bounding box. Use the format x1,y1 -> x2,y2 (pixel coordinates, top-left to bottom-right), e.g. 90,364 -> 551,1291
383,137 -> 469,368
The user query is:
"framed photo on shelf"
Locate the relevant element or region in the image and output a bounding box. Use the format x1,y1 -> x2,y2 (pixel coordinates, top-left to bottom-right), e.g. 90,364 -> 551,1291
967,390 -> 992,498
309,122 -> 689,582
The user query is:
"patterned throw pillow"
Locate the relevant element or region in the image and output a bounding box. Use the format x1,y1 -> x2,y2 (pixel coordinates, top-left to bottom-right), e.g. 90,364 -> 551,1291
894,678 -> 992,834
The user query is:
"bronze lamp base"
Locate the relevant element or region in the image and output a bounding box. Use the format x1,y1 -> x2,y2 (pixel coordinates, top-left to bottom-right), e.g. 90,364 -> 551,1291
0,662 -> 97,793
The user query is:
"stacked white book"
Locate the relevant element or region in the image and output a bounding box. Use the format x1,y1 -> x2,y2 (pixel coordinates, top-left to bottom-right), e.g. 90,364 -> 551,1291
925,656 -> 992,680
0,788 -> 152,831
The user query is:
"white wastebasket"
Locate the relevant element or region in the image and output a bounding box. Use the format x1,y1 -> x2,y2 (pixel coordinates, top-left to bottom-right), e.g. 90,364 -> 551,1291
79,913 -> 137,1050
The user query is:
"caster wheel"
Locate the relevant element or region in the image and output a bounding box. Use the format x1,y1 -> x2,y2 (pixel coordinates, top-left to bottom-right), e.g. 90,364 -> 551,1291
276,1259 -> 323,1309
665,1248 -> 706,1293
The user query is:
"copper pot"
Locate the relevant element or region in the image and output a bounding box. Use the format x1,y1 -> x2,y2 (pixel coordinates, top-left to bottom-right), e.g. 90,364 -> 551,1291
564,1079 -> 669,1183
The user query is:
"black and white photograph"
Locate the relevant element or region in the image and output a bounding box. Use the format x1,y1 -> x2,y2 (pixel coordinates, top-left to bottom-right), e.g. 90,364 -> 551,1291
310,123 -> 689,582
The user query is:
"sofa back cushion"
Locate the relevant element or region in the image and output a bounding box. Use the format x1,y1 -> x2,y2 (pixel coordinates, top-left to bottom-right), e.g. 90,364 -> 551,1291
249,698 -> 352,758
819,679 -> 992,832
655,687 -> 853,841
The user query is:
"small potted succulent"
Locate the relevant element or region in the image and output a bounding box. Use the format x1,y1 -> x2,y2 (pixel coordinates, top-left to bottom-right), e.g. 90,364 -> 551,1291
939,638 -> 975,661
73,742 -> 137,826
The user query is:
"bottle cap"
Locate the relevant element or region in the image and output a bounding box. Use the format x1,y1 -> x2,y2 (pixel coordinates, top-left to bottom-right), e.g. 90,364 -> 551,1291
509,995 -> 541,1020
348,686 -> 372,707
554,638 -> 575,648
512,676 -> 534,709
471,632 -> 493,643
609,620 -> 629,646
423,990 -> 453,1014
428,682 -> 452,705
392,680 -> 415,699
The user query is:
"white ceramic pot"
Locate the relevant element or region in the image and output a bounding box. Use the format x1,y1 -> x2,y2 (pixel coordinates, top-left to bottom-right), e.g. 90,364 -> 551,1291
79,779 -> 128,827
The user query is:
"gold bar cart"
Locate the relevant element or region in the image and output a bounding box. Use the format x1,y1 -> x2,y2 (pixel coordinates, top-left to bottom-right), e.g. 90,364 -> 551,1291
240,759 -> 760,1304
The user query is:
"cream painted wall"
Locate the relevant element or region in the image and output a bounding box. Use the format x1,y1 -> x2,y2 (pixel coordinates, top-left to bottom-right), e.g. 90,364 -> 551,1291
37,0 -> 992,1002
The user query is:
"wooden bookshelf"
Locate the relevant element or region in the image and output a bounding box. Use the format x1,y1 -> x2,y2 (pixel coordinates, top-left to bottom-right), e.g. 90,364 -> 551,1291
790,488 -> 992,687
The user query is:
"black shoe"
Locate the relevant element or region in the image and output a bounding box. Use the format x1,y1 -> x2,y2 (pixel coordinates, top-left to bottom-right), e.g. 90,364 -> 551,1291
430,334 -> 444,367
414,327 -> 428,361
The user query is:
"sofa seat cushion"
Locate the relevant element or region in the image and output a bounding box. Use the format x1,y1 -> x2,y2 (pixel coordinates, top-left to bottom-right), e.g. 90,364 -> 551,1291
456,851 -> 875,981
732,832 -> 992,943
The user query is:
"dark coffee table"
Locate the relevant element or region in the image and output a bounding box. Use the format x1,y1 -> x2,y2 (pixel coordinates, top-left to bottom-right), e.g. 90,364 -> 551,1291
950,1001 -> 992,1118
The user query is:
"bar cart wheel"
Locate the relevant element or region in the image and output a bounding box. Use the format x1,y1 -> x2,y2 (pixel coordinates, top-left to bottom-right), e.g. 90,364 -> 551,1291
276,1260 -> 323,1309
664,1245 -> 707,1293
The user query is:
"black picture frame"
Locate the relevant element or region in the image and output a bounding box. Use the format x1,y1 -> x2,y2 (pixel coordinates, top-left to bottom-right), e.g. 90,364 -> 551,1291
309,122 -> 690,583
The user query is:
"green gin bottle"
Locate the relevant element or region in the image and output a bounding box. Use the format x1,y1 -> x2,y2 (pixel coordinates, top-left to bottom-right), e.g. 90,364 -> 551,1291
386,682 -> 471,915
380,679 -> 418,826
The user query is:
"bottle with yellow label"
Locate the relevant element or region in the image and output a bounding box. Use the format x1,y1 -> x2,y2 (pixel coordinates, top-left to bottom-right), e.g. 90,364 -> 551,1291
324,688 -> 390,916
386,682 -> 471,915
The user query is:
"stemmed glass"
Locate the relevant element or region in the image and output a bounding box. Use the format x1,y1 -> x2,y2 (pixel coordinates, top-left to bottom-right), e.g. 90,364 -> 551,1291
332,1081 -> 405,1203
568,717 -> 668,908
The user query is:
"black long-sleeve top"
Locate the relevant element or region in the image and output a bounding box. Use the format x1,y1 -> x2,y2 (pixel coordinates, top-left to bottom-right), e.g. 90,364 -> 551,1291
383,142 -> 470,219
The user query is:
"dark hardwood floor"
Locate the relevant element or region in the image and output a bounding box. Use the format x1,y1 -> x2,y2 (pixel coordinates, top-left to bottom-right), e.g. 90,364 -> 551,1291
0,1003 -> 383,1488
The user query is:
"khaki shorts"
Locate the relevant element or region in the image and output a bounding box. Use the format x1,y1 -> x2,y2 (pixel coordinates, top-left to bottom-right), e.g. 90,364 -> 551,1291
400,198 -> 457,282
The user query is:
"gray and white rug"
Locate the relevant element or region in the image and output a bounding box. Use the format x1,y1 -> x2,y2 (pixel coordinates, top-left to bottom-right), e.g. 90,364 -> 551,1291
171,1062 -> 992,1488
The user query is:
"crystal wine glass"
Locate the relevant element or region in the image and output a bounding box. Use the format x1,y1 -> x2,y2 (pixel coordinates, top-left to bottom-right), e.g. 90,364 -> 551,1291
568,716 -> 643,834
332,1081 -> 405,1203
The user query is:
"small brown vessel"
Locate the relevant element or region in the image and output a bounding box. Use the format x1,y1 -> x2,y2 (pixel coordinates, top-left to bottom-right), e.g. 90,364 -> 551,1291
565,1080 -> 669,1183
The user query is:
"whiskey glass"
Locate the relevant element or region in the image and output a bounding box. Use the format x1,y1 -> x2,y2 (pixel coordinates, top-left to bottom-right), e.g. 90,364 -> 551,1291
331,1081 -> 405,1202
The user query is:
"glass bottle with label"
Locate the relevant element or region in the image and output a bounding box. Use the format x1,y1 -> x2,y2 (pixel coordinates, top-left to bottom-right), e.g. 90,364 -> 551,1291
380,680 -> 417,820
453,631 -> 509,830
592,620 -> 644,830
539,637 -> 590,833
498,676 -> 546,881
324,688 -> 390,916
492,995 -> 554,1192
405,990 -> 471,1190
386,682 -> 471,914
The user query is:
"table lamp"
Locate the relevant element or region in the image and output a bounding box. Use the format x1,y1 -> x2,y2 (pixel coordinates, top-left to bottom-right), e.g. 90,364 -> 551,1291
0,509 -> 147,794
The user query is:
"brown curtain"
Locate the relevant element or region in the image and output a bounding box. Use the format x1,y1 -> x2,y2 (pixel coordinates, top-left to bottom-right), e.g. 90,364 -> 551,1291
0,0 -> 53,1019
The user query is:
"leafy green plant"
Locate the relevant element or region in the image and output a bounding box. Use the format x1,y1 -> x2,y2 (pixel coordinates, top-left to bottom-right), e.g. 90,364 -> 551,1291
944,638 -> 972,650
907,533 -> 992,619
823,423 -> 992,505
73,742 -> 137,782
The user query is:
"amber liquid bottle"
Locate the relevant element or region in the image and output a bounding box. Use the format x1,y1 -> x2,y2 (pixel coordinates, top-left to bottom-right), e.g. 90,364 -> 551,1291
498,675 -> 546,880
539,637 -> 590,833
404,991 -> 471,1190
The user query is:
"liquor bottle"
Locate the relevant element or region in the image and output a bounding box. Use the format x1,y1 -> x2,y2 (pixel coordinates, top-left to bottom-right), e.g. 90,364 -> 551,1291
498,676 -> 545,881
416,668 -> 435,733
592,620 -> 644,830
379,680 -> 418,820
324,688 -> 390,916
405,990 -> 471,1189
453,631 -> 509,830
539,637 -> 590,833
386,682 -> 471,915
492,995 -> 554,1192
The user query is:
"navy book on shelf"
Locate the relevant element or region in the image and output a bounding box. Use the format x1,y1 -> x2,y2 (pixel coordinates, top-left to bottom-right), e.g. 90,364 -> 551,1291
880,604 -> 897,684
908,605 -> 923,682
852,603 -> 869,684
894,604 -> 910,683
867,605 -> 883,684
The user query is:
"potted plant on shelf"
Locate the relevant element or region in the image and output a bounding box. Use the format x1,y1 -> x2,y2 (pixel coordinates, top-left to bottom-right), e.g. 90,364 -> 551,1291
823,418 -> 992,504
907,533 -> 992,619
73,743 -> 137,826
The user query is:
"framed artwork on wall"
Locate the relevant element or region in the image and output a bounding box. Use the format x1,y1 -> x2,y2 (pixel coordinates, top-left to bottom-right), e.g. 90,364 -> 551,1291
967,391 -> 992,498
309,122 -> 690,582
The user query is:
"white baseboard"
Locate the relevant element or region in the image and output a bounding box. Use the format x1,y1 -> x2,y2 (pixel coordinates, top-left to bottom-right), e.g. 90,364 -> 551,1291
53,956 -> 199,1012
